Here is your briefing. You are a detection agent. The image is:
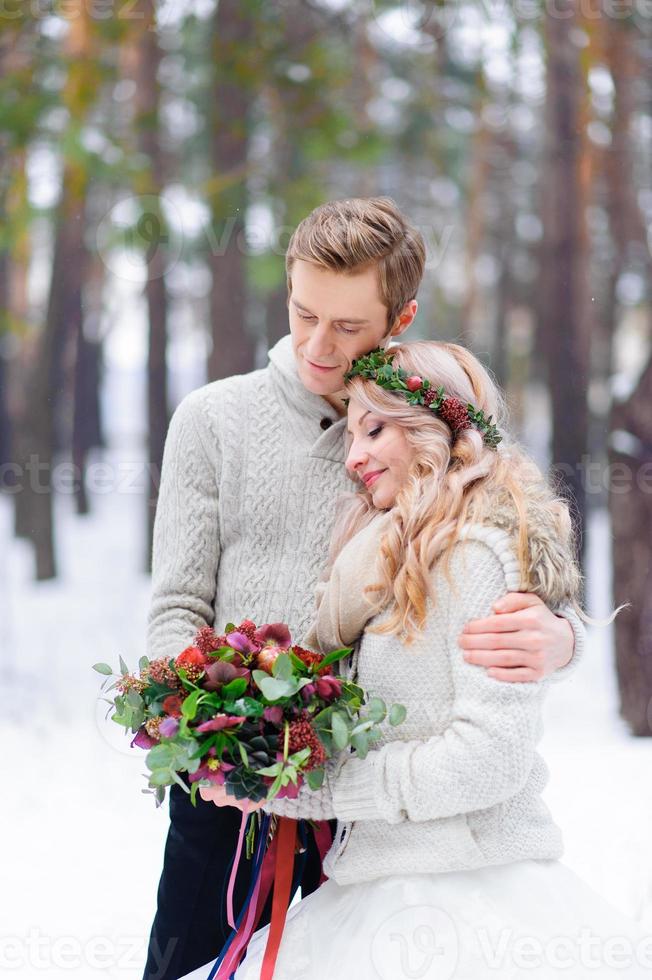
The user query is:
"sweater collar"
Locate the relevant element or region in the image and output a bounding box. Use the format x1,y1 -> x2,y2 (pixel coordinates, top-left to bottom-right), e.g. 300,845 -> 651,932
267,333 -> 347,463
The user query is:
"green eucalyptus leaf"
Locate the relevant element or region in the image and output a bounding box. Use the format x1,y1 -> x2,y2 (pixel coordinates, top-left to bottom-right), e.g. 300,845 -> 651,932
272,653 -> 293,681
331,711 -> 350,751
149,769 -> 173,786
306,768 -> 325,790
389,703 -> 407,727
92,663 -> 113,676
351,732 -> 369,758
119,655 -> 130,676
367,698 -> 386,723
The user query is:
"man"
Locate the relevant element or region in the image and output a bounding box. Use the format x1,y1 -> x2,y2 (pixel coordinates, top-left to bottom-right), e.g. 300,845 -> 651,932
143,198 -> 582,980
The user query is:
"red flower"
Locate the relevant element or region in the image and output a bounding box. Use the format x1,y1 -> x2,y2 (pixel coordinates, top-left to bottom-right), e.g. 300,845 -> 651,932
194,626 -> 225,656
175,645 -> 208,668
237,620 -> 257,642
315,676 -> 342,701
291,645 -> 330,676
162,695 -> 185,717
438,397 -> 472,434
287,718 -> 327,770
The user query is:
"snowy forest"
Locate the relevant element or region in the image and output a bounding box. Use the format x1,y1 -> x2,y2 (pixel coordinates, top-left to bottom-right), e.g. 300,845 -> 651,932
2,2 -> 652,978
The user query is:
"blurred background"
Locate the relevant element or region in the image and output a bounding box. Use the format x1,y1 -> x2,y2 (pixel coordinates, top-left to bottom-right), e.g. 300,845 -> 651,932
1,1 -> 652,978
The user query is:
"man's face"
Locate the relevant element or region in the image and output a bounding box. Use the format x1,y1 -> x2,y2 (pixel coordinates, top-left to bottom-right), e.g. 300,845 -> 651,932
288,259 -> 416,408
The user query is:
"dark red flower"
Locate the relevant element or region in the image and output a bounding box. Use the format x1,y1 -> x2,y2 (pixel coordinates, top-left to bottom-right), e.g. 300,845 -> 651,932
254,623 -> 292,649
204,660 -> 250,692
287,718 -> 327,770
438,397 -> 472,435
196,714 -> 247,733
162,695 -> 185,717
315,676 -> 342,701
291,645 -> 330,676
194,626 -> 225,656
131,726 -> 157,750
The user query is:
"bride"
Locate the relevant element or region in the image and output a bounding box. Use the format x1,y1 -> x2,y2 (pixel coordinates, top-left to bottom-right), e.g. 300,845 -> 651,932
193,341 -> 648,979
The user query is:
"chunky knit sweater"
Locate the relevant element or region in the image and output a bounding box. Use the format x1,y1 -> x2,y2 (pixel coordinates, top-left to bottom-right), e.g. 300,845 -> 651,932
147,335 -> 352,660
265,513 -> 580,884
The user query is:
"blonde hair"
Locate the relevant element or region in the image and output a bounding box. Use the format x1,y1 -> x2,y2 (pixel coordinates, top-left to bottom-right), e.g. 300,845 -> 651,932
328,341 -> 588,644
286,197 -> 426,329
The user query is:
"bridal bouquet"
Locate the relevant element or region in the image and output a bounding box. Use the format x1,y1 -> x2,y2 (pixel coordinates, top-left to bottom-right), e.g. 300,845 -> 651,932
93,620 -> 406,807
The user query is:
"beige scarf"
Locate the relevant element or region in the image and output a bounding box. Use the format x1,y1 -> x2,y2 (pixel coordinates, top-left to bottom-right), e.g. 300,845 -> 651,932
302,511 -> 393,655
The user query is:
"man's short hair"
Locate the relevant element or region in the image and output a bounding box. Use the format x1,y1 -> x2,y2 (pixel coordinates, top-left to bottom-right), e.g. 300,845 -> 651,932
286,197 -> 426,330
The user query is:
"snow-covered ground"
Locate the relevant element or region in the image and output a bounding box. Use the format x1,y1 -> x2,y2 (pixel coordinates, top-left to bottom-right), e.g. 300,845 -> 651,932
2,443 -> 651,979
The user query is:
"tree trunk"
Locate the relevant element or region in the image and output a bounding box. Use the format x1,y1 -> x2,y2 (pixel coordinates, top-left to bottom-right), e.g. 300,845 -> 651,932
540,4 -> 590,562
609,354 -> 652,735
129,0 -> 171,571
207,0 -> 256,381
0,252 -> 10,473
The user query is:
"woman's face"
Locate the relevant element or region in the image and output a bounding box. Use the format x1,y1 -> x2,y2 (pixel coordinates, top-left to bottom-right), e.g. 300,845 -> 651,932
345,396 -> 415,509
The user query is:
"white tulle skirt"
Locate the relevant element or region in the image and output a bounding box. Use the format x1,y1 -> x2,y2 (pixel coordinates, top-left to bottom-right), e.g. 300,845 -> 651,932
182,859 -> 650,980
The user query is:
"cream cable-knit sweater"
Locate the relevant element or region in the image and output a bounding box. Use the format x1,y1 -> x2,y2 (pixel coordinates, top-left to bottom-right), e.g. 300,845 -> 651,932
147,336 -> 352,660
265,510 -> 584,885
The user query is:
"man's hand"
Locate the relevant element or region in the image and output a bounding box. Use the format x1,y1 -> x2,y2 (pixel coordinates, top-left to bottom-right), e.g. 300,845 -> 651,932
199,783 -> 266,812
458,592 -> 574,683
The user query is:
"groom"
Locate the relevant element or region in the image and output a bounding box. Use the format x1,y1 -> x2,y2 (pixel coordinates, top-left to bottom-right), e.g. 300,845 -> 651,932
143,197 -> 582,980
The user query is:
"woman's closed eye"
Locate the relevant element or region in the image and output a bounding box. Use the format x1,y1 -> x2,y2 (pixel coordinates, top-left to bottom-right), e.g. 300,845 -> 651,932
368,425 -> 383,439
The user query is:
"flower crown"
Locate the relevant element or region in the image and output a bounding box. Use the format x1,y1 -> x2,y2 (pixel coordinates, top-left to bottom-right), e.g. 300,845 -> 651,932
344,347 -> 502,449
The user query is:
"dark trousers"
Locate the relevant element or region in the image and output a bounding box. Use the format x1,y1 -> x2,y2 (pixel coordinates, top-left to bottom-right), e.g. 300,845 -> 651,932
143,784 -> 332,980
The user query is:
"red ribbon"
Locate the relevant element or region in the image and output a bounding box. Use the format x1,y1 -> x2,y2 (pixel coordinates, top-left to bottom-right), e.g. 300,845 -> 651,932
312,820 -> 334,885
260,816 -> 297,980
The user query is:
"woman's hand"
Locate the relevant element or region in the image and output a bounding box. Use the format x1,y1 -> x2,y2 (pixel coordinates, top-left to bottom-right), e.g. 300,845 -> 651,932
199,783 -> 267,812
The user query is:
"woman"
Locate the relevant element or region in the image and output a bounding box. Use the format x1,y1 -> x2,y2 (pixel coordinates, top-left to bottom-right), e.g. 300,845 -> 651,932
196,341 -> 648,979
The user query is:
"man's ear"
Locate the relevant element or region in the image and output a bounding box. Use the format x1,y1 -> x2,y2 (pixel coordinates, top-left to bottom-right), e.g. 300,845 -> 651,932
388,299 -> 418,340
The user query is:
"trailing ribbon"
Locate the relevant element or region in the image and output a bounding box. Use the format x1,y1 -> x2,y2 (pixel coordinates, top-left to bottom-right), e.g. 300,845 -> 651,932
226,807 -> 251,930
207,815 -> 321,980
207,811 -> 271,980
312,820 -> 334,885
260,816 -> 297,980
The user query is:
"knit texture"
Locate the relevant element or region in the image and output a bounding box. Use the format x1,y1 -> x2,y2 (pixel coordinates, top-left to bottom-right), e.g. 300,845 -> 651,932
266,520 -> 571,885
147,335 -> 350,661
